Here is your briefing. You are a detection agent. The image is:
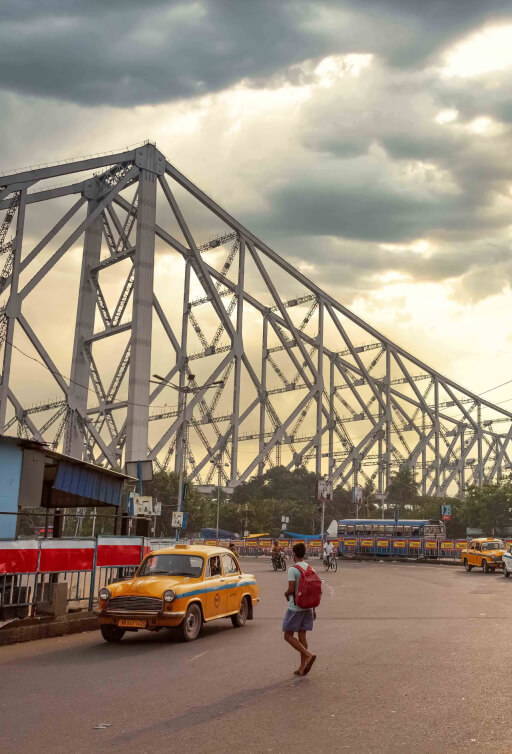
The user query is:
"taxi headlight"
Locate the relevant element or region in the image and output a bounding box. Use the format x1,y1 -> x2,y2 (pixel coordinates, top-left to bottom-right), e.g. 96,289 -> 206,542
99,587 -> 111,601
163,590 -> 176,603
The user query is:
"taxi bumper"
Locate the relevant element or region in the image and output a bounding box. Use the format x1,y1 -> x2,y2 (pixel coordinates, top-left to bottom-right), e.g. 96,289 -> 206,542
95,609 -> 186,628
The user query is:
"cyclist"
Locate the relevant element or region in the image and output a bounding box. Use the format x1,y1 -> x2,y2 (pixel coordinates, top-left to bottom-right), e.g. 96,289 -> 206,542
323,539 -> 334,567
272,540 -> 283,569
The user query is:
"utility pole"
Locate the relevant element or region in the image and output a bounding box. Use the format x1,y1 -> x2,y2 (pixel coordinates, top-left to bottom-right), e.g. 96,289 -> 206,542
152,372 -> 224,542
216,453 -> 222,541
176,378 -> 191,543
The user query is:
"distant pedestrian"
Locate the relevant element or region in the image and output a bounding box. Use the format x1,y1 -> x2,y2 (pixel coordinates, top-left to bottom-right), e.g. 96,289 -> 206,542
282,542 -> 319,676
229,542 -> 240,562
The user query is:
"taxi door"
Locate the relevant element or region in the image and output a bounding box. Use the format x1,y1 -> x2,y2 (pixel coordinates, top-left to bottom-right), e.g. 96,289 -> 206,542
470,541 -> 482,567
221,553 -> 243,613
205,555 -> 228,618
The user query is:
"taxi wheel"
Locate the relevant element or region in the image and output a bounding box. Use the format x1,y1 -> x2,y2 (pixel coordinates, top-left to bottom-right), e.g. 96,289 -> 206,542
464,559 -> 472,572
179,603 -> 202,642
231,597 -> 249,628
100,624 -> 125,643
482,559 -> 489,573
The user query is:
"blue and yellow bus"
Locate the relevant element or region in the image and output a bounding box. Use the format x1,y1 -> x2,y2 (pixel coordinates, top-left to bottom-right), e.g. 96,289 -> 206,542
337,518 -> 446,557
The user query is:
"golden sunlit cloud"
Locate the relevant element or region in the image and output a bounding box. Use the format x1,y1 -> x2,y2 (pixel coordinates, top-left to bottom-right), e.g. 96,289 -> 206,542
380,240 -> 431,255
435,109 -> 458,125
443,24 -> 512,77
313,54 -> 373,87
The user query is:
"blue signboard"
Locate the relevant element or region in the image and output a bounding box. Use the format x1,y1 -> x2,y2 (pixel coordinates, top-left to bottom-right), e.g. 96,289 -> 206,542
441,504 -> 451,520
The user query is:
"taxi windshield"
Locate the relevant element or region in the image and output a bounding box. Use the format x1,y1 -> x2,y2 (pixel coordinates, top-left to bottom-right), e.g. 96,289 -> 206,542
138,554 -> 204,577
481,542 -> 503,550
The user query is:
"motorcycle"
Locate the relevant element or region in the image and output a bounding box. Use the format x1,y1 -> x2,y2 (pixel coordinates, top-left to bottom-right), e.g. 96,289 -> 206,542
272,552 -> 287,571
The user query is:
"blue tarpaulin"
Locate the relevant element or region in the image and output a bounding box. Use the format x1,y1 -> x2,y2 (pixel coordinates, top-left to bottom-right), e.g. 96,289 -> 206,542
200,528 -> 240,540
282,531 -> 322,541
53,461 -> 123,507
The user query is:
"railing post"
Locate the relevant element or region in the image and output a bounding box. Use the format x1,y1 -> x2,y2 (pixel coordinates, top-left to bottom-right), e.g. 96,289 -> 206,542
34,538 -> 42,613
88,537 -> 98,612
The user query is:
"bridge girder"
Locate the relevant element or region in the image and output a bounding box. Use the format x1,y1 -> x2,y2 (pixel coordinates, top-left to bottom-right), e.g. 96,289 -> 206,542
0,141 -> 510,497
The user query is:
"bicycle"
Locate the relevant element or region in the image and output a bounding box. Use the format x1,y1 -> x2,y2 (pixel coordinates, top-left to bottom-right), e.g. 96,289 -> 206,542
323,553 -> 338,572
272,552 -> 287,571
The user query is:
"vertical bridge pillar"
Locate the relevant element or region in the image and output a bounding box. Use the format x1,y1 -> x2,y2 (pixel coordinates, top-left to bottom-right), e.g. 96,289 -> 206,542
67,198 -> 102,458
125,144 -> 164,464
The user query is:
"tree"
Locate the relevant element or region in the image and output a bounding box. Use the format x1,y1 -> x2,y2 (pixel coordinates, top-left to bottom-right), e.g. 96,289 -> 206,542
232,466 -> 318,505
144,470 -> 207,536
460,480 -> 512,535
385,467 -> 419,510
402,494 -> 464,537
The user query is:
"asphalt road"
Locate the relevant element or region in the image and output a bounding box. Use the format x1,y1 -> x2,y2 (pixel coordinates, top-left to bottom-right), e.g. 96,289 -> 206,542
2,558 -> 512,754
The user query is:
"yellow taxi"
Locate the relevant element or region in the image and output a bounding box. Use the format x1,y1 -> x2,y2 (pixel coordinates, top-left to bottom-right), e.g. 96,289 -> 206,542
461,538 -> 506,573
96,544 -> 259,643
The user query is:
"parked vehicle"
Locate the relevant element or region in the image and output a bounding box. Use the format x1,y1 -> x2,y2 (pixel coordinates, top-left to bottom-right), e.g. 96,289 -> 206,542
461,538 -> 505,573
502,546 -> 512,577
96,544 -> 259,642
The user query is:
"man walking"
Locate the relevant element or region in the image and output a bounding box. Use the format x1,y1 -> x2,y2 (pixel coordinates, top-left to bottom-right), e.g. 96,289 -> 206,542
283,542 -> 317,676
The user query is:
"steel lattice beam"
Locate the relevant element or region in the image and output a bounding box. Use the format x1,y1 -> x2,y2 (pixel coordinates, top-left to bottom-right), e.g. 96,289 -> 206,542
0,141 -> 511,498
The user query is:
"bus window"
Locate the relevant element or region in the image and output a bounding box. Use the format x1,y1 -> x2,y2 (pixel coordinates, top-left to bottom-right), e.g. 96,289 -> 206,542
396,526 -> 403,535
356,525 -> 364,534
347,526 -> 355,534
385,525 -> 394,535
404,526 -> 411,536
339,525 -> 346,535
412,527 -> 420,536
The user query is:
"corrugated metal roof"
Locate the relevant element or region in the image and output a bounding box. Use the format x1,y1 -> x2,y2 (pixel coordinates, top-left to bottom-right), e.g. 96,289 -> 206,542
0,435 -> 136,482
54,461 -> 123,507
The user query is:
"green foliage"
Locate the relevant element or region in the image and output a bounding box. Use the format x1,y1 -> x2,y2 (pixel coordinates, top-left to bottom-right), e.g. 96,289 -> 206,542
399,495 -> 464,537
460,480 -> 512,535
385,467 -> 419,508
232,466 -> 318,505
144,470 -> 208,536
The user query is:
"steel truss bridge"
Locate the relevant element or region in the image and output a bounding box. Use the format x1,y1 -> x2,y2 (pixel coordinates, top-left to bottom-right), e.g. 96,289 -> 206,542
0,141 -> 511,496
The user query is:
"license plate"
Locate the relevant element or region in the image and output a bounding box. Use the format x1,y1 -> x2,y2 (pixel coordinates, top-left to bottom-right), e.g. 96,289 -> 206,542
118,619 -> 146,628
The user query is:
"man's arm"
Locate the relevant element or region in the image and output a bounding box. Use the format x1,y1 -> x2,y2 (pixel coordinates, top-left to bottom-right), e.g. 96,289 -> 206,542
284,580 -> 295,601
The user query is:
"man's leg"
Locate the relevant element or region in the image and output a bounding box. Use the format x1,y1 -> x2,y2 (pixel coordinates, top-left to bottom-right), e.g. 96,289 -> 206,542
298,630 -> 308,651
284,631 -> 312,674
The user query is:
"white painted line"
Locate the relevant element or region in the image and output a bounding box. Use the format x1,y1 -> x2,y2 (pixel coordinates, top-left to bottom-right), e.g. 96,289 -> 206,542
186,651 -> 208,664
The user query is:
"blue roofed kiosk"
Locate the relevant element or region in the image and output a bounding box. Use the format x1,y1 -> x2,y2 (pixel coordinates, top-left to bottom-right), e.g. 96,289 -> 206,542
0,435 -> 136,538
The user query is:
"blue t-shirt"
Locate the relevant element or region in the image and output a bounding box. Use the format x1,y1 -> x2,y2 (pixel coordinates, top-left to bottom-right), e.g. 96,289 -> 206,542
287,561 -> 308,612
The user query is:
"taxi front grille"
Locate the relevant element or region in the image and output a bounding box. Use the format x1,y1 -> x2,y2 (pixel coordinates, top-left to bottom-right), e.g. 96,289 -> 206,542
106,596 -> 163,612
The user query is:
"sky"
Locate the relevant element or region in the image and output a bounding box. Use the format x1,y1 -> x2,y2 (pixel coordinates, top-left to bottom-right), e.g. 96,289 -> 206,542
2,0 -> 512,407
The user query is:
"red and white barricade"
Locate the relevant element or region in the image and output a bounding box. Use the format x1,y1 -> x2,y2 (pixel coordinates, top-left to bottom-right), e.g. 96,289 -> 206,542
39,538 -> 95,572
0,540 -> 39,574
96,536 -> 144,567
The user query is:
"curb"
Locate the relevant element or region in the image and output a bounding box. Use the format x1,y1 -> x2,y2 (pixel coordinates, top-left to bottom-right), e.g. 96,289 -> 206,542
0,612 -> 99,647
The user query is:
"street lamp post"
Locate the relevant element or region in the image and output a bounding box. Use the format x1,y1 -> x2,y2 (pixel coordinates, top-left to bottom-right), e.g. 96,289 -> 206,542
210,452 -> 229,541
152,373 -> 224,541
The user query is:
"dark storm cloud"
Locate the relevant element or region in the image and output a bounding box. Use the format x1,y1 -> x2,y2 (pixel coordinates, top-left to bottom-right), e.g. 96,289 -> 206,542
1,0 -> 511,107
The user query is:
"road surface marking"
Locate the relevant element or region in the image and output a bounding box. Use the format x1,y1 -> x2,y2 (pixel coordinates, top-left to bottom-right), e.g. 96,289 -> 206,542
186,651 -> 208,664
